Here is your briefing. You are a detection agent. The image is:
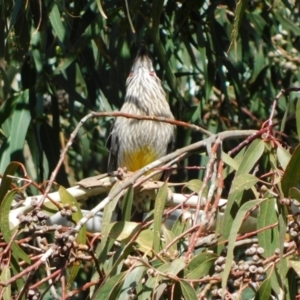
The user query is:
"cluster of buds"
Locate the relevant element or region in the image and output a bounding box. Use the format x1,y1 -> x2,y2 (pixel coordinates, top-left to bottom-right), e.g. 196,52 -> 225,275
60,203 -> 77,219
214,255 -> 226,273
27,289 -> 40,300
18,209 -> 49,233
286,219 -> 300,243
211,288 -> 239,299
212,244 -> 266,296
51,229 -> 77,266
241,244 -> 266,282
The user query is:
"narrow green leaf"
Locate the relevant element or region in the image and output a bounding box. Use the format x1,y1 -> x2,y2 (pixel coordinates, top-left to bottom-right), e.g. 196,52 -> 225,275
184,179 -> 206,194
119,262 -> 146,299
136,229 -> 154,255
153,183 -> 168,253
153,261 -> 172,281
289,187 -> 300,203
8,0 -> 23,32
168,257 -> 186,275
228,0 -> 249,54
273,11 -> 300,36
278,214 -> 287,284
267,267 -> 281,295
296,99 -> 300,141
280,97 -> 290,132
9,90 -> 31,162
0,162 -> 19,204
98,182 -> 123,262
236,139 -> 265,175
250,47 -> 267,84
121,187 -> 134,221
155,283 -> 168,300
92,272 -> 125,300
53,54 -> 77,75
184,179 -> 208,197
124,0 -> 135,33
257,198 -> 278,257
141,262 -> 170,300
100,238 -> 134,278
289,257 -> 300,277
285,267 -> 297,300
198,46 -> 212,101
0,190 -> 31,264
186,252 -> 217,279
108,221 -> 141,242
171,213 -> 187,237
247,9 -> 268,35
153,37 -> 180,102
255,272 -> 271,300
278,260 -> 290,298
230,174 -> 259,193
140,278 -> 158,300
151,0 -> 164,35
277,146 -> 291,171
227,146 -> 246,170
0,95 -> 19,127
49,4 -> 66,44
162,225 -> 177,255
10,257 -> 24,294
221,139 -> 265,238
221,199 -> 265,292
242,287 -> 256,299
180,281 -> 198,300
282,144 -> 300,196
222,151 -> 239,171
1,264 -> 11,300
31,48 -> 43,73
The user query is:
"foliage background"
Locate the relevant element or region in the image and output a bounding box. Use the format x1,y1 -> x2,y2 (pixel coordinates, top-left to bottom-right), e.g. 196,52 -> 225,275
1,0 -> 300,299
2,0 -> 300,187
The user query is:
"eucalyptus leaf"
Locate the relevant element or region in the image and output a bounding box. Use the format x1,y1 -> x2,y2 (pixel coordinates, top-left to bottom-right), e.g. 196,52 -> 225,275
180,280 -> 198,300
222,199 -> 265,292
0,190 -> 31,264
1,264 -> 11,300
91,272 -> 125,300
282,144 -> 300,197
153,183 -> 168,253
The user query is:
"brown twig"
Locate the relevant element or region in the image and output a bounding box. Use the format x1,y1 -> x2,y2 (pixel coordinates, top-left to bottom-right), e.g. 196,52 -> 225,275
266,87 -> 300,136
0,245 -> 57,287
186,137 -> 222,257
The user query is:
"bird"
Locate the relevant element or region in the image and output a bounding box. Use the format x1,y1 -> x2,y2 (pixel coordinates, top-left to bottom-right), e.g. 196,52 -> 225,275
106,46 -> 175,216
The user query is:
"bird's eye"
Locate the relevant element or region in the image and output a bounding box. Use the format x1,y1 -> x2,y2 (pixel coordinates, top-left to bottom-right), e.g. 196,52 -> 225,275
149,71 -> 155,76
128,72 -> 133,77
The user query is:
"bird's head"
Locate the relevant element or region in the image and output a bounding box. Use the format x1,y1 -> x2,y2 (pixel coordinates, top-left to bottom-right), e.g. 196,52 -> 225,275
128,45 -> 156,79
125,45 -> 165,108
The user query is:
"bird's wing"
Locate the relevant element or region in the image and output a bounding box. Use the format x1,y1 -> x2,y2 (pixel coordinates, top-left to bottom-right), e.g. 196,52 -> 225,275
106,124 -> 119,173
167,133 -> 175,155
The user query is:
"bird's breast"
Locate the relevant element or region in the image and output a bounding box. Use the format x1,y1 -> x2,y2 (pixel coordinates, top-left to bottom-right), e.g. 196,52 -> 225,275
122,146 -> 159,172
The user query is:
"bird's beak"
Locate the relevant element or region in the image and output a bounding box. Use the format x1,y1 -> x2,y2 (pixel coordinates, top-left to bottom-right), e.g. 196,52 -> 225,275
131,45 -> 154,73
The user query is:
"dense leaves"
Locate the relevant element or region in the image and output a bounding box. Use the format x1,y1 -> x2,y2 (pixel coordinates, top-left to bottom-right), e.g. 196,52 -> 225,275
1,1 -> 300,183
1,0 -> 300,299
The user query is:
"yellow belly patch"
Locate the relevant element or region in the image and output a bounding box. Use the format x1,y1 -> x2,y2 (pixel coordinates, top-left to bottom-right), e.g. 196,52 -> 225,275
123,146 -> 158,172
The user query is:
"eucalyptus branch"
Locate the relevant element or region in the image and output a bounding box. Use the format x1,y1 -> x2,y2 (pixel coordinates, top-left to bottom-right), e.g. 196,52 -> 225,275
267,87 -> 300,136
58,130 -> 258,234
9,129 -> 257,231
